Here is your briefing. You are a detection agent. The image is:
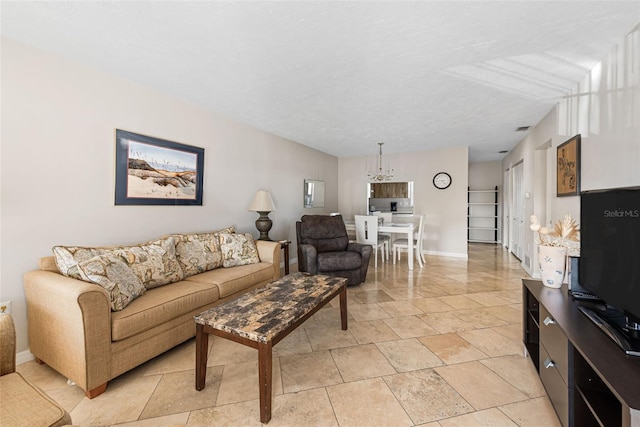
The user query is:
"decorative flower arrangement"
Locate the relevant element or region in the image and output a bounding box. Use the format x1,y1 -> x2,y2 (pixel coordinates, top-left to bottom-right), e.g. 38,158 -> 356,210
529,214 -> 580,247
531,214 -> 580,288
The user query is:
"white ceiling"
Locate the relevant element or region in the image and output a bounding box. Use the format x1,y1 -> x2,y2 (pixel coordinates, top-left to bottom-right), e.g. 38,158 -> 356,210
2,1 -> 639,161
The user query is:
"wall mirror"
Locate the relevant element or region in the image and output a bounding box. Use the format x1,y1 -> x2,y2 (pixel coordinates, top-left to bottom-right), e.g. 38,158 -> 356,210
304,179 -> 325,208
367,181 -> 414,213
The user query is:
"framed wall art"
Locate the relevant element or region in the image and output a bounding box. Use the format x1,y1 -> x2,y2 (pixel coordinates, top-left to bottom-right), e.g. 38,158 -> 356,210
556,134 -> 581,197
115,129 -> 204,205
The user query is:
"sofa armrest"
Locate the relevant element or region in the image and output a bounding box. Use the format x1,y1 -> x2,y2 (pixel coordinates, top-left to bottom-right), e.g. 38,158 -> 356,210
256,240 -> 281,280
23,270 -> 112,393
347,242 -> 372,255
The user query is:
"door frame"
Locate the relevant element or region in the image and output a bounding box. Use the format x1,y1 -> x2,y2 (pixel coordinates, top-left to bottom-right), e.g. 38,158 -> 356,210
503,168 -> 511,250
510,161 -> 525,261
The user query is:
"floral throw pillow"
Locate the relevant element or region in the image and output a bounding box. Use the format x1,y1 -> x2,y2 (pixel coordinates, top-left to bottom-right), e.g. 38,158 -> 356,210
218,233 -> 260,268
173,226 -> 235,276
53,246 -> 115,280
109,236 -> 184,289
77,253 -> 146,311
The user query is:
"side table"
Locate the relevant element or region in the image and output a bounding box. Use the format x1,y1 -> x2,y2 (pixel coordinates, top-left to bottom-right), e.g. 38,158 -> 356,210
279,240 -> 291,275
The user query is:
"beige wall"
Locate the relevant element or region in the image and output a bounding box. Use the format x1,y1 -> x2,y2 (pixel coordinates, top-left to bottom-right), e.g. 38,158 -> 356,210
502,24 -> 640,276
338,146 -> 469,256
1,37 -> 339,353
469,161 -> 502,190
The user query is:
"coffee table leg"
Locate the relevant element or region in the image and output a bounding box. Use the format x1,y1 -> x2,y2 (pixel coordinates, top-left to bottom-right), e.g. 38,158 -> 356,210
340,285 -> 348,330
258,341 -> 273,423
195,323 -> 208,391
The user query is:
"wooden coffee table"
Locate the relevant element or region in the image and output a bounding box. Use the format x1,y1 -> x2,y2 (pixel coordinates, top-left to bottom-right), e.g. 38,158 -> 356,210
194,272 -> 348,423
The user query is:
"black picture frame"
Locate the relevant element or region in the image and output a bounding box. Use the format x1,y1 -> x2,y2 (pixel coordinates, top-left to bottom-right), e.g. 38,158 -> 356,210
556,134 -> 581,197
115,129 -> 204,205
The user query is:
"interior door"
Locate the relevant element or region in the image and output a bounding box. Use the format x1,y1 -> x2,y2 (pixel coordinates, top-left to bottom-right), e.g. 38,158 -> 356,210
511,162 -> 525,260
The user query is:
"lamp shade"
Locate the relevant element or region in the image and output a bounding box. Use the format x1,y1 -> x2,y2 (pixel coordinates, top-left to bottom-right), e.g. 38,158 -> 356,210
248,190 -> 276,212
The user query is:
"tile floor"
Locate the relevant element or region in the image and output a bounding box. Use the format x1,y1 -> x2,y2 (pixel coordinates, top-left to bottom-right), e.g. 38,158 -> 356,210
17,243 -> 562,426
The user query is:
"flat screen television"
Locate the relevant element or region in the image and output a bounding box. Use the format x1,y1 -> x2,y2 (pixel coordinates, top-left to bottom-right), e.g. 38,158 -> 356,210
579,186 -> 640,355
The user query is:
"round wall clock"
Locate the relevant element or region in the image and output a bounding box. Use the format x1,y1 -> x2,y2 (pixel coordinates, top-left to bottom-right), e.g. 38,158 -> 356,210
433,172 -> 452,190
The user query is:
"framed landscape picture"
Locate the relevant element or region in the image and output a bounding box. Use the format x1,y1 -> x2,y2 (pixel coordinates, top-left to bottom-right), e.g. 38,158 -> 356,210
556,134 -> 580,197
115,129 -> 204,205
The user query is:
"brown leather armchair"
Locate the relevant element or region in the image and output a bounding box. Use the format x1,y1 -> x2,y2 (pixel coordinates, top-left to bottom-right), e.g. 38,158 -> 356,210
296,214 -> 372,286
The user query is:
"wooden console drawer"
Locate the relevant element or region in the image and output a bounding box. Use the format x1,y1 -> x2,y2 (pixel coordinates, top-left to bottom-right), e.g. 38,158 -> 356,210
540,305 -> 569,385
540,344 -> 569,427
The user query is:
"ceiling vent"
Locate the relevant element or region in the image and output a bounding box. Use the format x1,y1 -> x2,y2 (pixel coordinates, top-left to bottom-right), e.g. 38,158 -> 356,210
515,126 -> 531,132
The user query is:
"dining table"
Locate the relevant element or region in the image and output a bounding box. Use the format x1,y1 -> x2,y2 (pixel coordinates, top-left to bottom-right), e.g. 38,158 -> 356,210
344,220 -> 418,270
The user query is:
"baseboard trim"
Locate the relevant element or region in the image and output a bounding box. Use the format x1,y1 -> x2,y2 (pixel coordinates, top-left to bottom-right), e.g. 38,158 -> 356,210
423,250 -> 468,259
17,349 -> 35,366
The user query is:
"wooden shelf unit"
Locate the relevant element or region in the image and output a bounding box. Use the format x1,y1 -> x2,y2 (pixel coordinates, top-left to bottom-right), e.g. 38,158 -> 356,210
467,186 -> 499,243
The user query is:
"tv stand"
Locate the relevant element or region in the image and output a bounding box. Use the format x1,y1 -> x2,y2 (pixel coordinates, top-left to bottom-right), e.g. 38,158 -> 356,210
523,280 -> 640,427
578,306 -> 640,357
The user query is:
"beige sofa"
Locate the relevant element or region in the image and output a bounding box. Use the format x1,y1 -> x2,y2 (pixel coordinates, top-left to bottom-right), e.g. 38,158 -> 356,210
23,232 -> 281,399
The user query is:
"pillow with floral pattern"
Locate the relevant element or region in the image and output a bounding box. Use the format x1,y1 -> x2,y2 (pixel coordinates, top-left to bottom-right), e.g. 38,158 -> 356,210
77,252 -> 146,311
172,226 -> 235,276
218,233 -> 260,267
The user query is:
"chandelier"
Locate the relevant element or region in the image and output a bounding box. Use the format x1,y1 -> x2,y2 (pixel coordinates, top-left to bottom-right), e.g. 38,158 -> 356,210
367,143 -> 394,181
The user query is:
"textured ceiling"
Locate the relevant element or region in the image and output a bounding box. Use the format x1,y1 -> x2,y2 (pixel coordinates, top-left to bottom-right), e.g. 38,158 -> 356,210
2,1 -> 639,161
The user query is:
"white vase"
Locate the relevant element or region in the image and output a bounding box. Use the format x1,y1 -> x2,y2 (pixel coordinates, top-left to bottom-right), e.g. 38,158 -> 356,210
538,246 -> 568,288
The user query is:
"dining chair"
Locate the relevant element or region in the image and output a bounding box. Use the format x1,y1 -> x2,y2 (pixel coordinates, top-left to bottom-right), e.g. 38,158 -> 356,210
355,215 -> 387,268
372,212 -> 393,260
392,214 -> 425,267
379,212 -> 393,224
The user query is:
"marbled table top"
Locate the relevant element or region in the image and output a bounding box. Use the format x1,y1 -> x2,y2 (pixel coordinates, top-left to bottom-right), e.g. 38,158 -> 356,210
194,272 -> 347,343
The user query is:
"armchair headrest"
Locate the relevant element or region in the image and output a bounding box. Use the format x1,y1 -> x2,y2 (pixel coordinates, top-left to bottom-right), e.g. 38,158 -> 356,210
297,215 -> 349,252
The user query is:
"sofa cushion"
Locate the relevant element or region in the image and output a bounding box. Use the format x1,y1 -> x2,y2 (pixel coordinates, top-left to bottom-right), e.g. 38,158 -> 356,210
184,262 -> 273,298
110,280 -> 220,341
38,256 -> 59,272
76,253 -> 146,311
172,226 -> 235,277
218,233 -> 260,267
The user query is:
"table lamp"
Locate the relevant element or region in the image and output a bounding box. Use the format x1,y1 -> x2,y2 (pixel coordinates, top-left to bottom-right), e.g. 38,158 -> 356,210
248,190 -> 276,240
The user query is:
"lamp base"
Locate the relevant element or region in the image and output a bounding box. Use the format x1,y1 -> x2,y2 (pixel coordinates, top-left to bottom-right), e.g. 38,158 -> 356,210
255,211 -> 273,241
